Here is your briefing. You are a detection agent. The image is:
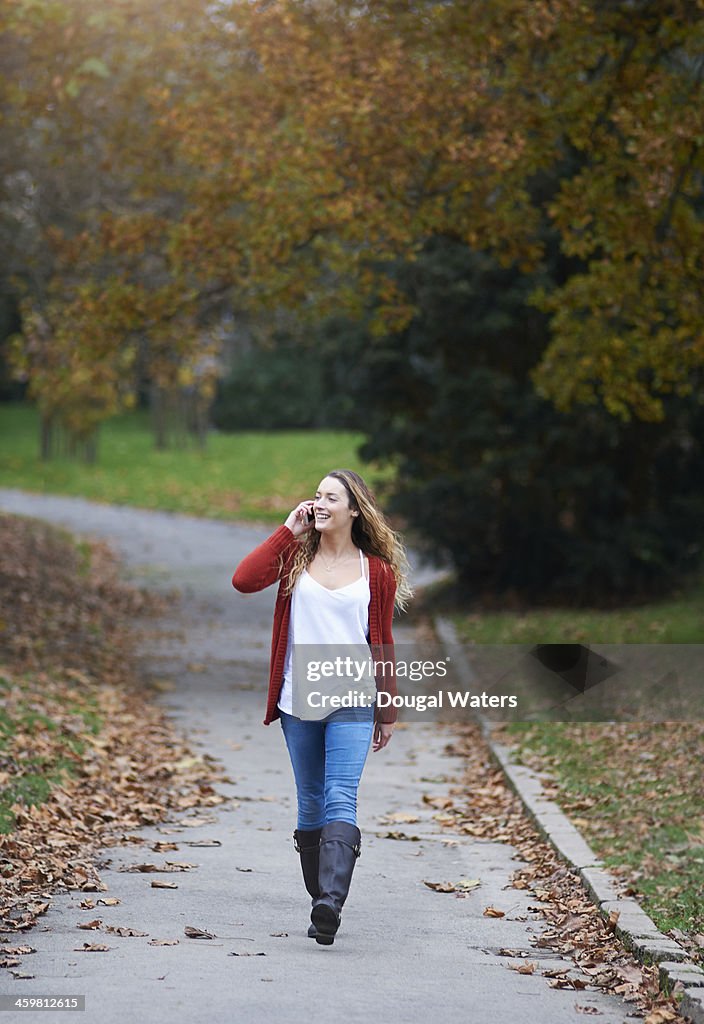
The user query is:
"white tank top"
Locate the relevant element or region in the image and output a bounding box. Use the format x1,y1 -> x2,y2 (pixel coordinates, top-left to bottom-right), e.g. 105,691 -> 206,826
278,548 -> 371,715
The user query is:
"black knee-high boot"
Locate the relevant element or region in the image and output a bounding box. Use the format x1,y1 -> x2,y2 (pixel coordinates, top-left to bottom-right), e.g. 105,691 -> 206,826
310,821 -> 361,946
293,828 -> 322,938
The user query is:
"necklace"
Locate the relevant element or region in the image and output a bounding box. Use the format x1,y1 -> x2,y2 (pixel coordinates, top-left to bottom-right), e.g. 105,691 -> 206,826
318,549 -> 356,573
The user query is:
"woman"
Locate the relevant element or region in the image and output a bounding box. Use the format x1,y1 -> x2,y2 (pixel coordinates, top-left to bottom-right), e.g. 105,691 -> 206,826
231,469 -> 412,945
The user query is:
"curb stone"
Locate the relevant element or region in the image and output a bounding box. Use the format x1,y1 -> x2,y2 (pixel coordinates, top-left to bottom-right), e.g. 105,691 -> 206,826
434,616 -> 704,1024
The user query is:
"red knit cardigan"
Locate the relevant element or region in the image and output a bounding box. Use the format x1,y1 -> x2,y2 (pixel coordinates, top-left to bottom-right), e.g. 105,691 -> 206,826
232,524 -> 398,726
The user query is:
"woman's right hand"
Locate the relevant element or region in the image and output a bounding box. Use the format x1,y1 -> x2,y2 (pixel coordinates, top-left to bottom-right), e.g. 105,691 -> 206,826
284,500 -> 315,538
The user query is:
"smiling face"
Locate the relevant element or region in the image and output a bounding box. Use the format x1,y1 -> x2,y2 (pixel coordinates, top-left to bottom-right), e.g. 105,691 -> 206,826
313,475 -> 359,535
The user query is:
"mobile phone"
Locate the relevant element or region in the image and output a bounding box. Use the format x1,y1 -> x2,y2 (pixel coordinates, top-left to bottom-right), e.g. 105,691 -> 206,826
306,505 -> 315,523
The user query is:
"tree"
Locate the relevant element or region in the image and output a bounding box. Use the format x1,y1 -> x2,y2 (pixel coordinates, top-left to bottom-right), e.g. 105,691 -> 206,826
6,0 -> 704,458
1,0 -> 222,455
343,237 -> 704,603
111,0 -> 704,422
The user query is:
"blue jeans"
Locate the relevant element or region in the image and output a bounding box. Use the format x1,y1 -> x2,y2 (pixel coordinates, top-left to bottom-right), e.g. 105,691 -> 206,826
279,707 -> 374,829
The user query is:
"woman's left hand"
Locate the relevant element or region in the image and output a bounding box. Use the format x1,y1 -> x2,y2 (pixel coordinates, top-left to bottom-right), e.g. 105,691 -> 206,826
373,722 -> 394,751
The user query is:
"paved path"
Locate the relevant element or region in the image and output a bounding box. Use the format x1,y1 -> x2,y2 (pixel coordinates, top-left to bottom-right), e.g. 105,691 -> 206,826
0,490 -> 636,1023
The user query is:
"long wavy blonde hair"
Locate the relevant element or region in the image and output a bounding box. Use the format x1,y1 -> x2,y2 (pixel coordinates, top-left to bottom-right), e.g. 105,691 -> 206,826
282,469 -> 413,612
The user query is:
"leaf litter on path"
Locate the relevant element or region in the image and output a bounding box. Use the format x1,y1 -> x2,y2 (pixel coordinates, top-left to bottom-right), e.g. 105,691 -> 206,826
0,515 -> 231,959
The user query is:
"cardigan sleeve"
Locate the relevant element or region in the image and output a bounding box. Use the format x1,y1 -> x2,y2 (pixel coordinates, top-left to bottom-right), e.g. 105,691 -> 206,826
374,562 -> 398,725
232,524 -> 297,593
380,566 -> 396,647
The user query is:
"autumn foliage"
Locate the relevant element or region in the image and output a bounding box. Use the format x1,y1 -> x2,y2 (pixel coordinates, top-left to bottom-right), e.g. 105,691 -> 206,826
3,0 -> 704,442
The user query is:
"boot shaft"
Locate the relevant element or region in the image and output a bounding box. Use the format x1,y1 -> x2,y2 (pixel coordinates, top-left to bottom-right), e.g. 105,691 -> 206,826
293,828 -> 322,900
316,821 -> 361,912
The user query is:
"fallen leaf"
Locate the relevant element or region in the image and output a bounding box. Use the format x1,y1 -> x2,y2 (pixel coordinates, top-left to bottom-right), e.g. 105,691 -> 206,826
377,831 -> 421,841
121,861 -> 193,873
184,926 -> 215,939
423,880 -> 457,893
605,910 -> 620,933
511,961 -> 537,974
644,1011 -> 677,1024
379,812 -> 420,824
615,965 -> 645,986
483,906 -> 506,918
422,795 -> 455,809
454,878 -> 481,892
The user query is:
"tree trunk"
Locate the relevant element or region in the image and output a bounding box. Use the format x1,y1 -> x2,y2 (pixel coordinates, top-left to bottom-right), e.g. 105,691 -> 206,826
151,383 -> 167,450
39,414 -> 53,461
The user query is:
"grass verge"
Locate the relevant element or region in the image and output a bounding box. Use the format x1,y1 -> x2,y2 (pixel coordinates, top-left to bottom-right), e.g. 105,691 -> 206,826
0,403 -> 378,522
442,597 -> 704,964
494,720 -> 704,966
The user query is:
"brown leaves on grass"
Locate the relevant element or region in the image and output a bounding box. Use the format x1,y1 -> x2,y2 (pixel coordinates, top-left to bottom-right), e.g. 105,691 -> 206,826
494,720 -> 704,964
441,722 -> 690,1024
0,514 -> 228,949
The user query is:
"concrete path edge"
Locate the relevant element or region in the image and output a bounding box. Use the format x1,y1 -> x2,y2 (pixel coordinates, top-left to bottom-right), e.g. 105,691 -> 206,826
435,616 -> 704,1024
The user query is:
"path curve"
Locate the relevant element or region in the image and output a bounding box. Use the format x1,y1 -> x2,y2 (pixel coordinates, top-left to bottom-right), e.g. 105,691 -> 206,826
0,489 -> 634,1024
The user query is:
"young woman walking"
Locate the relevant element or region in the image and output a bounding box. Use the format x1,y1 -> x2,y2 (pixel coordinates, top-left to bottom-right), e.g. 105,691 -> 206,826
231,469 -> 412,945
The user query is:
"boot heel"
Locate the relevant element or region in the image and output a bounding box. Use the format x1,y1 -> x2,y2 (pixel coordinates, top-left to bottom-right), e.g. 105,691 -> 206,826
311,903 -> 339,945
312,821 -> 361,945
